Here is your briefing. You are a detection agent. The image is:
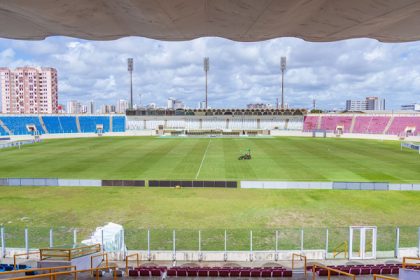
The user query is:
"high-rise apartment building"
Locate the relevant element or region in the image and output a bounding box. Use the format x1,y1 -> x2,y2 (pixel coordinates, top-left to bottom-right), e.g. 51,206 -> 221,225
0,67 -> 58,114
346,97 -> 385,111
117,99 -> 128,114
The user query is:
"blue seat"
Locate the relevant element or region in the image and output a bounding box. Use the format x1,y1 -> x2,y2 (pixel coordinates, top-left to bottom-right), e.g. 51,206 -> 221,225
112,116 -> 126,132
79,116 -> 110,133
0,116 -> 45,135
42,116 -> 78,133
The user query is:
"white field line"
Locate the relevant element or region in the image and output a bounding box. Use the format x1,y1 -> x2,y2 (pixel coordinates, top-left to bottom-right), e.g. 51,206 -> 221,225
195,139 -> 211,179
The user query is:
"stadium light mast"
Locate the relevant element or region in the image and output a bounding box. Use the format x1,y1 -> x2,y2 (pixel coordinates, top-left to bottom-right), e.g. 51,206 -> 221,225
203,57 -> 209,109
280,57 -> 287,109
128,58 -> 134,110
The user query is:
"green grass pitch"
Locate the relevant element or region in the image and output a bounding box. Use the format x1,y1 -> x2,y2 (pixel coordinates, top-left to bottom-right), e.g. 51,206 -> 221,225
0,136 -> 419,250
0,136 -> 419,182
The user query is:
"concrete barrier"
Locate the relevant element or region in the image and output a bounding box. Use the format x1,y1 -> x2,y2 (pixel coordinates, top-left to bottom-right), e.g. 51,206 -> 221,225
389,184 -> 420,191
333,182 -> 389,191
126,249 -> 325,262
241,181 -> 332,189
58,179 -> 101,187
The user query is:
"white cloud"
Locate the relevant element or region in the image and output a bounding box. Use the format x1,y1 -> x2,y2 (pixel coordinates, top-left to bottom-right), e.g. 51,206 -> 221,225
0,36 -> 419,110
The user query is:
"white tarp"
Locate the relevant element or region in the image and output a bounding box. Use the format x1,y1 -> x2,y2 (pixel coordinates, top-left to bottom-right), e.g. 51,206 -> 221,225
2,0 -> 420,42
82,222 -> 126,253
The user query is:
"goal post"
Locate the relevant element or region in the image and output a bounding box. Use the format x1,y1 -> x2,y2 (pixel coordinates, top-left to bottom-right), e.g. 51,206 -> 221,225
401,142 -> 420,154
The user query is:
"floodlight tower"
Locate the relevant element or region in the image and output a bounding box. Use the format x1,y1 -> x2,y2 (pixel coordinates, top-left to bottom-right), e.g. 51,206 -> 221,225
280,57 -> 287,109
203,57 -> 209,109
127,58 -> 134,110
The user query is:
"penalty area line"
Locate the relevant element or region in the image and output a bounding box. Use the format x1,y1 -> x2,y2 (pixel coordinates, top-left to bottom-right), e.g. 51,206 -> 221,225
195,139 -> 211,179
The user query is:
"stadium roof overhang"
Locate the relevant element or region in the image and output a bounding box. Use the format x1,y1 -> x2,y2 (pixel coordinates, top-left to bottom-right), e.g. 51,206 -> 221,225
2,0 -> 420,42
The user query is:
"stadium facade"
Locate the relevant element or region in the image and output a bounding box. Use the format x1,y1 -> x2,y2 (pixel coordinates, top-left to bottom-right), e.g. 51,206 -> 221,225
0,109 -> 419,138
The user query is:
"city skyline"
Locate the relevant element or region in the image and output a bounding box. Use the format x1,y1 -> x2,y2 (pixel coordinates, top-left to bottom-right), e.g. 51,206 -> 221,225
0,37 -> 420,111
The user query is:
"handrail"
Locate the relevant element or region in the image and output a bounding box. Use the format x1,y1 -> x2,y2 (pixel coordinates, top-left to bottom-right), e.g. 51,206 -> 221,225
91,253 -> 109,275
125,253 -> 140,274
291,253 -> 307,276
40,243 -> 101,261
332,241 -> 348,258
373,275 -> 398,280
13,251 -> 40,270
312,264 -> 355,280
402,256 -> 420,268
7,265 -> 117,280
0,265 -> 75,277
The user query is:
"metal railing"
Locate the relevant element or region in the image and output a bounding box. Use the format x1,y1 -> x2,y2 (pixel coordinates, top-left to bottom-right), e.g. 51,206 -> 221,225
91,253 -> 109,275
311,264 -> 355,280
2,226 -> 420,259
372,275 -> 398,280
40,243 -> 101,261
333,241 -> 348,258
402,256 -> 420,268
7,265 -> 117,280
125,253 -> 140,274
291,253 -> 307,276
0,265 -> 75,278
13,251 -> 40,270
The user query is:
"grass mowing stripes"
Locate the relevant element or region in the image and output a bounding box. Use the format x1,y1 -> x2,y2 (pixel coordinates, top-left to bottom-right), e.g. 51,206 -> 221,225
0,187 -> 420,250
0,136 -> 419,181
0,136 -> 420,249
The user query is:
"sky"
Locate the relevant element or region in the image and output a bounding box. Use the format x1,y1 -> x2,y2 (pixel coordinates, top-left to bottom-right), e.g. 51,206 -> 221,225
0,36 -> 419,110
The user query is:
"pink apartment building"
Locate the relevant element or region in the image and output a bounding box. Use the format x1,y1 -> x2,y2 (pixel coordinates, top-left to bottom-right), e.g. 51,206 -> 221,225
0,66 -> 58,114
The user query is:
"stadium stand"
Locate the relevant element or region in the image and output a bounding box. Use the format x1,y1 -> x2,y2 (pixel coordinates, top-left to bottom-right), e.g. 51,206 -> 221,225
0,125 -> 7,136
320,116 -> 353,132
0,115 -> 119,135
0,112 -> 418,136
352,116 -> 390,134
78,116 -> 110,133
112,116 -> 126,132
42,116 -> 79,134
309,264 -> 401,276
0,116 -> 45,135
303,115 -> 319,131
386,116 -> 420,135
128,266 -> 293,278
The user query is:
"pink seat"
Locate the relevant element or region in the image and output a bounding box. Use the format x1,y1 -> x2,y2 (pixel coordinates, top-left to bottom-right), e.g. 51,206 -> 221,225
128,270 -> 139,277
272,270 -> 283,277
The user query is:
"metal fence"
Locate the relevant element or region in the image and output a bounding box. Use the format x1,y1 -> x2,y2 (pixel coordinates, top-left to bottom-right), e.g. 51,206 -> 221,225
1,226 -> 419,258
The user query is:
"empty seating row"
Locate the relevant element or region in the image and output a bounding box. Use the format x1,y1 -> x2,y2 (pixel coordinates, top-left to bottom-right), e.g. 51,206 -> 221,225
0,264 -> 29,272
42,116 -> 78,133
387,116 -> 420,135
0,125 -> 7,136
128,266 -> 292,278
309,264 -> 400,276
0,116 -> 45,135
0,115 -> 125,135
112,116 -> 126,132
352,116 -> 390,134
303,116 -> 319,131
320,116 -> 353,132
79,116 -> 110,133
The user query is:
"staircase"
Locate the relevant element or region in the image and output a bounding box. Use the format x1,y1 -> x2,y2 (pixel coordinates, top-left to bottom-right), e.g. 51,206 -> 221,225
349,115 -> 356,133
316,115 -> 322,130
383,116 -> 394,134
75,116 -> 81,133
38,116 -> 48,133
0,119 -> 11,135
110,116 -> 113,132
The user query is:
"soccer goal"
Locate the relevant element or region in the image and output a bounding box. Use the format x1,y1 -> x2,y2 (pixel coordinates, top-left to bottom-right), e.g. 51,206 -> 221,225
312,130 -> 327,138
401,142 -> 420,154
96,124 -> 103,136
